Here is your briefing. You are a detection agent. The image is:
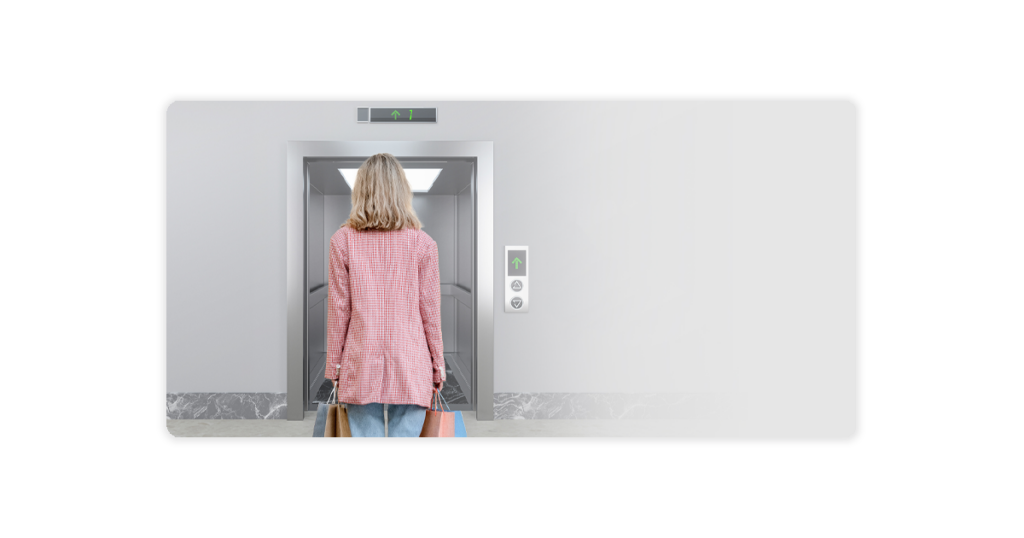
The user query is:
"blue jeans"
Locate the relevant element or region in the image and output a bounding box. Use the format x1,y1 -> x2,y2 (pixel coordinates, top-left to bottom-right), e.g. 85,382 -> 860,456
344,403 -> 427,437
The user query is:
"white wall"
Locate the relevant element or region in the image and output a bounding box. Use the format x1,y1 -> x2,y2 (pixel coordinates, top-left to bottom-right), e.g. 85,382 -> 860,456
167,99 -> 856,427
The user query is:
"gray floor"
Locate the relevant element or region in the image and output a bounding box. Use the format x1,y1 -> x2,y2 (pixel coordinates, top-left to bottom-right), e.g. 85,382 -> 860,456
166,411 -> 680,437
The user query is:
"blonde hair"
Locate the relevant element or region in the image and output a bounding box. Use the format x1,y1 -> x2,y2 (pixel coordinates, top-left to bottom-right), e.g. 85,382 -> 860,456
344,153 -> 422,231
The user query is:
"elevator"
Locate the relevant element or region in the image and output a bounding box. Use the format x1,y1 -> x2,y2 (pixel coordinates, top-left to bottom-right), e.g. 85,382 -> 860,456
303,156 -> 477,412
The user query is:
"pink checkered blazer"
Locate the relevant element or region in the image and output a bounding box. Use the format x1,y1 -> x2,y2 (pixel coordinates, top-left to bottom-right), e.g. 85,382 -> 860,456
325,226 -> 446,408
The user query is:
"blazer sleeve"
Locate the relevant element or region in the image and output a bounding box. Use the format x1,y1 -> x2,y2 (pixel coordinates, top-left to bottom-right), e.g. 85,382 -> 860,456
418,235 -> 446,385
325,231 -> 351,381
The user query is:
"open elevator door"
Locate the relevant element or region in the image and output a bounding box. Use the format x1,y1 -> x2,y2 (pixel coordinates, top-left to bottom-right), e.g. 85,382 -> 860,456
303,157 -> 477,412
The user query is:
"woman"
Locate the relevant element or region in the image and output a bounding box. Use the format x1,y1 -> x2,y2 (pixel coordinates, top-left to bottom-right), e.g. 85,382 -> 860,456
326,153 -> 445,437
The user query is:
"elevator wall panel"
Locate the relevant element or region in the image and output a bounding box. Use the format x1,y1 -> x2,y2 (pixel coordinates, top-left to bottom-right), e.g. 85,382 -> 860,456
307,189 -> 324,289
457,186 -> 472,290
456,301 -> 472,377
441,295 -> 456,352
412,195 -> 456,284
309,353 -> 326,395
308,298 -> 326,354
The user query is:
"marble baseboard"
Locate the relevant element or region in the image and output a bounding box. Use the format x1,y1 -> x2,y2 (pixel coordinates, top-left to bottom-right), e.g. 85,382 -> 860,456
168,392 -> 706,420
167,393 -> 287,419
493,392 -> 712,420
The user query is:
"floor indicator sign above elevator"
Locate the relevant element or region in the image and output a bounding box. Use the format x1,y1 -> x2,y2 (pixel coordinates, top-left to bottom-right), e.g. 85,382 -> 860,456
357,107 -> 437,123
504,246 -> 529,313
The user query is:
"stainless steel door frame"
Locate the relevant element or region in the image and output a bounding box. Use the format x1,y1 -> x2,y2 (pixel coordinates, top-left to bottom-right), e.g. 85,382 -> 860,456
286,141 -> 494,420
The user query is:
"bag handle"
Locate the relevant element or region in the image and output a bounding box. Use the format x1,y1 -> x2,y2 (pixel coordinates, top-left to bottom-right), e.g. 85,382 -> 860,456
431,388 -> 450,412
329,365 -> 343,407
437,388 -> 450,411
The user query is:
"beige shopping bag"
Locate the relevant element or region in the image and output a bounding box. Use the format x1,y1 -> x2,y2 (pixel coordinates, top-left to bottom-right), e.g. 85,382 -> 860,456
325,403 -> 351,437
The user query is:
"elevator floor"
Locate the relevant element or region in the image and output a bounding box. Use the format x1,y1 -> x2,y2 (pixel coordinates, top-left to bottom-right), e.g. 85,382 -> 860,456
439,358 -> 468,406
311,355 -> 468,407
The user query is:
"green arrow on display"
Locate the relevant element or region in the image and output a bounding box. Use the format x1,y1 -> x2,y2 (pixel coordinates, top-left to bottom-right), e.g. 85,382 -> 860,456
512,257 -> 522,269
391,110 -> 400,119
409,109 -> 413,120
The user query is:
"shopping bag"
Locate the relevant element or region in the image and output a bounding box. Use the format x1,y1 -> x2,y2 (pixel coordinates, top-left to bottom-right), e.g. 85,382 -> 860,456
312,383 -> 351,437
313,401 -> 330,437
453,409 -> 467,437
428,389 -> 467,437
420,388 -> 456,437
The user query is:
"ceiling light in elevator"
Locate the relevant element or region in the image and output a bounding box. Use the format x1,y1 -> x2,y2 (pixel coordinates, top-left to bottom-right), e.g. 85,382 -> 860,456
338,168 -> 442,193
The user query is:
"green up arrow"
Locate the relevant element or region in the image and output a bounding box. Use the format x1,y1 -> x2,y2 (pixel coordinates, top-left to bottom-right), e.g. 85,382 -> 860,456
391,110 -> 400,120
512,257 -> 522,269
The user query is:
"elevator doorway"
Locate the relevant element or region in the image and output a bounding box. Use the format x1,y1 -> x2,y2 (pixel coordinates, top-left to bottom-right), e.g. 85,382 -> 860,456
303,156 -> 477,412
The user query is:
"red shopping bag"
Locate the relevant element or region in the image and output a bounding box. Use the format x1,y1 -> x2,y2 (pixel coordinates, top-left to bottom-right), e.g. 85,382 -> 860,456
419,388 -> 455,437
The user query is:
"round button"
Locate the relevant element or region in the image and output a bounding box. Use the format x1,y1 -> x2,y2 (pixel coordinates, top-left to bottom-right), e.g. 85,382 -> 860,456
511,297 -> 523,309
511,280 -> 523,292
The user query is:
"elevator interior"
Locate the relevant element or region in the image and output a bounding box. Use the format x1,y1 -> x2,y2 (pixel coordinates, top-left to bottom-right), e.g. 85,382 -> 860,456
304,157 -> 476,411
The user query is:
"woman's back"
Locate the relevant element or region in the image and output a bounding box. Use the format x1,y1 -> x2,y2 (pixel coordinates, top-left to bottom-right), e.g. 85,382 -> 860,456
326,225 -> 445,408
